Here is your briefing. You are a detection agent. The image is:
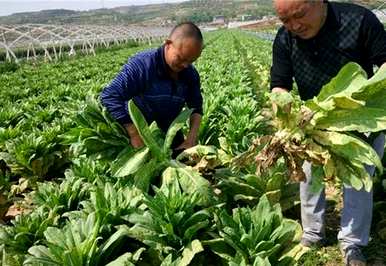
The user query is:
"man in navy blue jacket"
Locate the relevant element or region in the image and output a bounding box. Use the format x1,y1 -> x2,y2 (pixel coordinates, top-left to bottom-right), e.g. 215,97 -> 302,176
101,22 -> 203,152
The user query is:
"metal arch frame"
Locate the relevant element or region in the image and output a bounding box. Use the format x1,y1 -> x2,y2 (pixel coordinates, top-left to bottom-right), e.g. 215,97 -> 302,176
0,25 -> 44,61
0,40 -> 18,61
0,24 -> 171,61
373,0 -> 386,17
1,24 -> 74,60
34,24 -> 78,58
375,1 -> 385,11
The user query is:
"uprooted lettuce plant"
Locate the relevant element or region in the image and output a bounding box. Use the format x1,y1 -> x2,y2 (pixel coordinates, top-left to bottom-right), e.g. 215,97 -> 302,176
234,62 -> 386,192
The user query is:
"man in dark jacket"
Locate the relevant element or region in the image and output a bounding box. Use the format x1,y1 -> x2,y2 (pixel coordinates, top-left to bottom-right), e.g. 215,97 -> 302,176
270,1 -> 386,265
101,22 -> 203,153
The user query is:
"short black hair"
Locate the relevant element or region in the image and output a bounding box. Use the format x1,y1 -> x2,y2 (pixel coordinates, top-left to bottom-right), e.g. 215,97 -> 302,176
169,22 -> 203,43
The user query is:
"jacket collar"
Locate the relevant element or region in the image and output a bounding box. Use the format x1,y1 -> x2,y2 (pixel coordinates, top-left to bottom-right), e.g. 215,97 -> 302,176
318,1 -> 339,35
156,44 -> 173,78
156,44 -> 192,80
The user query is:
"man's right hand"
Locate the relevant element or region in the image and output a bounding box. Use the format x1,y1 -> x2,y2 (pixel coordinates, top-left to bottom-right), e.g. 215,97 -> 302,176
271,87 -> 289,94
124,123 -> 144,148
271,87 -> 291,114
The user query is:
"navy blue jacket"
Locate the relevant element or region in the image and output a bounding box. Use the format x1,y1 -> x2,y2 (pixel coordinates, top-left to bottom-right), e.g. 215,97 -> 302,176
100,45 -> 203,132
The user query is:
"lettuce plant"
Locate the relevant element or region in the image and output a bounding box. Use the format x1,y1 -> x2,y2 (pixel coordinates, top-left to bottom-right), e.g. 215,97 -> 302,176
127,177 -> 212,265
235,63 -> 386,192
110,100 -> 214,206
25,213 -> 135,266
204,195 -> 304,266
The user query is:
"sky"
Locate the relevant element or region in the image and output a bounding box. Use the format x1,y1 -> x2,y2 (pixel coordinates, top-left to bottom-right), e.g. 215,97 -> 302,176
0,0 -> 187,16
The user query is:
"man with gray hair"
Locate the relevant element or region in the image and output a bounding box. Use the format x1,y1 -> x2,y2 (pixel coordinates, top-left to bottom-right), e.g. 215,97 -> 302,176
270,0 -> 386,265
101,22 -> 203,155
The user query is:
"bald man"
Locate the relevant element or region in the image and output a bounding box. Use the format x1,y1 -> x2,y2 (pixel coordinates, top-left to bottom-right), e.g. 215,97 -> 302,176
270,1 -> 386,265
101,22 -> 203,153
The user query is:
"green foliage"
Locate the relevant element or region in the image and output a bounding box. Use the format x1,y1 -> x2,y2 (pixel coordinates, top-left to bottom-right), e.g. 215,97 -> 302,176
206,195 -> 304,266
67,182 -> 144,234
196,32 -> 271,156
105,248 -> 146,266
30,175 -> 91,214
215,162 -> 299,212
309,63 -> 386,132
0,207 -> 59,254
127,178 -> 211,264
112,100 -> 215,205
307,63 -> 386,190
62,96 -> 131,161
0,61 -> 19,73
25,212 -> 134,266
0,127 -> 67,178
162,165 -> 214,207
0,245 -> 25,266
128,100 -> 166,161
0,32 -> 311,266
67,157 -> 111,185
111,147 -> 150,178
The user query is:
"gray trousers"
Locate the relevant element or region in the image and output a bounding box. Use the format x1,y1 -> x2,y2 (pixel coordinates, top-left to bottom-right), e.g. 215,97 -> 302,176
300,133 -> 385,250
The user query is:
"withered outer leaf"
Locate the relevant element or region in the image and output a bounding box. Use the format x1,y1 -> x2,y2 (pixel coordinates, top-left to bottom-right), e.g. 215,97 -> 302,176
283,152 -> 306,182
299,106 -> 315,128
255,139 -> 283,176
323,158 -> 336,181
231,135 -> 272,168
303,140 -> 330,166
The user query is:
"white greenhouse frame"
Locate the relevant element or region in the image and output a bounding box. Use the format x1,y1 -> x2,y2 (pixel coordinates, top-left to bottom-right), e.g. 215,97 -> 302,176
0,24 -> 171,62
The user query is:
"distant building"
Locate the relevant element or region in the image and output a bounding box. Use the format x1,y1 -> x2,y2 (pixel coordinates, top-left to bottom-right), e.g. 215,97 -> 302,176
161,19 -> 173,26
206,15 -> 226,29
240,14 -> 254,21
228,16 -> 279,30
212,15 -> 225,24
201,26 -> 218,32
234,14 -> 259,22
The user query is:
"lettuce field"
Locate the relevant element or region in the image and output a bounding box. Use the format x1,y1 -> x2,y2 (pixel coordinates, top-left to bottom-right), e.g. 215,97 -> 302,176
0,30 -> 385,266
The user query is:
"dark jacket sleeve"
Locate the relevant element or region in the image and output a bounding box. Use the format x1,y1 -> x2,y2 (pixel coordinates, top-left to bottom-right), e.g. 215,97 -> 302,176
270,27 -> 294,91
100,56 -> 146,125
361,9 -> 386,67
186,67 -> 203,115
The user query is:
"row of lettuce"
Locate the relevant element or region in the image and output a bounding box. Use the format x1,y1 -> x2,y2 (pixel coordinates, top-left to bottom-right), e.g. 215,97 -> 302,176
0,30 -> 384,265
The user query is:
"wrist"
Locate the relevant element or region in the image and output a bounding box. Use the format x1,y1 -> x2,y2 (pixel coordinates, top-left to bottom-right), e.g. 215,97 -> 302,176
186,132 -> 197,143
125,123 -> 139,137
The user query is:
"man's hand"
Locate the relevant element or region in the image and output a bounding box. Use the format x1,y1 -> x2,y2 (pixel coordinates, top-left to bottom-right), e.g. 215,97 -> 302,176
130,134 -> 144,148
271,87 -> 291,114
124,123 -> 144,148
271,87 -> 289,94
175,113 -> 201,150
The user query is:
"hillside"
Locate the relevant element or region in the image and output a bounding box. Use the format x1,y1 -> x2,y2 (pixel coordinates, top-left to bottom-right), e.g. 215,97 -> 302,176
0,0 -> 274,25
0,0 -> 382,26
